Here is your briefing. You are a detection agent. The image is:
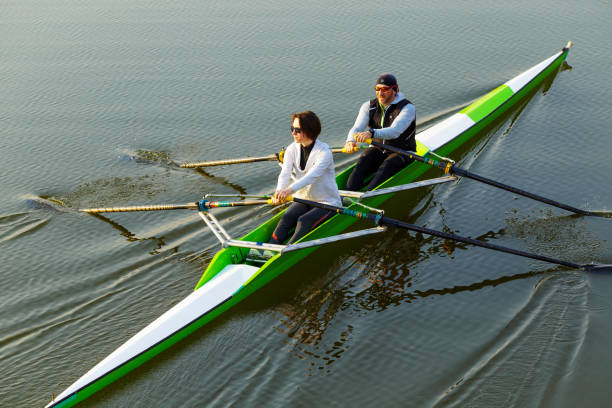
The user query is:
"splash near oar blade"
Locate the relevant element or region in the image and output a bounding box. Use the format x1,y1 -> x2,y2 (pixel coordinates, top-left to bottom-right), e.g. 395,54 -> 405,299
587,211 -> 612,219
365,139 -> 607,218
23,194 -> 73,212
581,264 -> 612,274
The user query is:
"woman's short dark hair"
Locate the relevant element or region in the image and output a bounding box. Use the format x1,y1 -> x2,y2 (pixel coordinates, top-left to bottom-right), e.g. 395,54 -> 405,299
291,111 -> 321,141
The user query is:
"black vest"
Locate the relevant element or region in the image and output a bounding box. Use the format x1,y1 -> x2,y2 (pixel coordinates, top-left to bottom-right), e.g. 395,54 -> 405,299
368,98 -> 416,151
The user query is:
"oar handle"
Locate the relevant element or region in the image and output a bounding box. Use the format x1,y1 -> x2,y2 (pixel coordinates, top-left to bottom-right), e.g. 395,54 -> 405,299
331,146 -> 367,154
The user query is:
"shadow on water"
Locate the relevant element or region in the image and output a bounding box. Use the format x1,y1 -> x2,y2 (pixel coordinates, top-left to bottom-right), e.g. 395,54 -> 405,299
194,168 -> 247,195
230,221 -> 563,374
250,202 -> 602,374
86,212 -> 173,255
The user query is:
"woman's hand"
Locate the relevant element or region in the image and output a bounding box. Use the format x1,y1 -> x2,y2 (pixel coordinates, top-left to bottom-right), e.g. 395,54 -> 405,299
343,141 -> 358,153
272,187 -> 294,204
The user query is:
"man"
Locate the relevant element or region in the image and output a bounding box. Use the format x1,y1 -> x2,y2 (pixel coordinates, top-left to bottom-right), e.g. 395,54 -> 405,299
344,73 -> 416,191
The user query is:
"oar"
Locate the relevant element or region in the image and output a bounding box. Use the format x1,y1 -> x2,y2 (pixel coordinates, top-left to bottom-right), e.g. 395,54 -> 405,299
181,154 -> 282,168
365,139 -> 611,218
180,146 -> 359,168
289,196 -> 612,273
79,199 -> 273,213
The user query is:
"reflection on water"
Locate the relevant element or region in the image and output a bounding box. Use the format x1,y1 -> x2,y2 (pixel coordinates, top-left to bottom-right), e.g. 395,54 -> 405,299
194,168 -> 248,195
266,214 -> 571,375
87,212 -> 172,255
266,170 -> 601,379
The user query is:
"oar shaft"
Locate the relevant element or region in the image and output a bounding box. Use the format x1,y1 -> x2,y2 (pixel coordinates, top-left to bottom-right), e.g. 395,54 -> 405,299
181,147 -> 356,169
290,197 -> 583,270
181,154 -> 279,168
367,139 -> 599,217
80,203 -> 199,213
367,139 -> 449,170
80,199 -> 273,213
450,167 -> 592,216
381,216 -> 582,269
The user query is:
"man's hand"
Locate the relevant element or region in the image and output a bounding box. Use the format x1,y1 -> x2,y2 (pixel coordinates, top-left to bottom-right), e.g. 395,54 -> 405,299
353,131 -> 371,143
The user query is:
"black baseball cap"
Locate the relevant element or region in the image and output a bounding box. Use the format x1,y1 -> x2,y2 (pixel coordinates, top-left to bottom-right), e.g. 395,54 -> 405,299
376,73 -> 398,87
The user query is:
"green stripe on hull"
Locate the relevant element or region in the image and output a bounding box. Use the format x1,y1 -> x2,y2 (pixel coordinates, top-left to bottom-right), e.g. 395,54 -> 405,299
439,50 -> 567,158
459,85 -> 515,123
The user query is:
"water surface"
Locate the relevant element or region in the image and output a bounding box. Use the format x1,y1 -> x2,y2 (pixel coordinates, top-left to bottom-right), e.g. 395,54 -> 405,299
2,1 -> 612,407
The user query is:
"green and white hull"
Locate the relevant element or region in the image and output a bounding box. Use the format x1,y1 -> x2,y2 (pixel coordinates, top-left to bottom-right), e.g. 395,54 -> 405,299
46,43 -> 571,408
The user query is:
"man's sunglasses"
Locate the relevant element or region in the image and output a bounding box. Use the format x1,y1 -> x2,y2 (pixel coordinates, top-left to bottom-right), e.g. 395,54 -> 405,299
375,85 -> 395,92
291,127 -> 302,134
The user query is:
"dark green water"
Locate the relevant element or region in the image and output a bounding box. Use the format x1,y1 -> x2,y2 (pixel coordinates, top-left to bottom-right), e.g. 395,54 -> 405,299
2,1 -> 612,407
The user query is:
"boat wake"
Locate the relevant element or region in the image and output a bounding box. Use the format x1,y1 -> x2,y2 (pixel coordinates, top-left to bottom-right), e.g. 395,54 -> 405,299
0,209 -> 50,246
431,273 -> 590,407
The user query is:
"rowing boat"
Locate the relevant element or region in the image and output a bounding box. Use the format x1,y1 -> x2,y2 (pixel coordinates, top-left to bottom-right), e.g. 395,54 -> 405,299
45,43 -> 572,407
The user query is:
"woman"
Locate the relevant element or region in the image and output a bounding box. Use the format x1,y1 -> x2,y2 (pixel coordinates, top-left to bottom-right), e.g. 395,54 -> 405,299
269,110 -> 342,246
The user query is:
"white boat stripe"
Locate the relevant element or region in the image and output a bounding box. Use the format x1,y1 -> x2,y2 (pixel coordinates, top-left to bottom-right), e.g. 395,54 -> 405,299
48,264 -> 259,406
505,52 -> 562,93
416,113 -> 475,152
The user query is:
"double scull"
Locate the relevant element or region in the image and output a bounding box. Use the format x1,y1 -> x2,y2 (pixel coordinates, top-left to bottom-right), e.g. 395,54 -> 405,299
46,43 -> 574,407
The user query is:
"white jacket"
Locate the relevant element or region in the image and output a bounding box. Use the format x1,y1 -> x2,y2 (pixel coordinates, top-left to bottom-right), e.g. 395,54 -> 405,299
277,140 -> 342,207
